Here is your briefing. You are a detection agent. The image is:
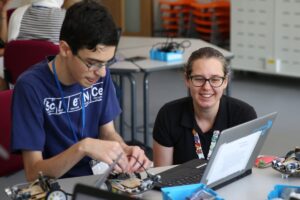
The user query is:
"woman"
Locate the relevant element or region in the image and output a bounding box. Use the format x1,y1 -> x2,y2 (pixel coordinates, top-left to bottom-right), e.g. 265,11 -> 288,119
153,47 -> 257,166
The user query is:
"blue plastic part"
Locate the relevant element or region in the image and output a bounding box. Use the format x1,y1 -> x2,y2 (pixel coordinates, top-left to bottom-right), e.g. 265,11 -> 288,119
161,183 -> 223,200
149,49 -> 183,62
267,184 -> 300,199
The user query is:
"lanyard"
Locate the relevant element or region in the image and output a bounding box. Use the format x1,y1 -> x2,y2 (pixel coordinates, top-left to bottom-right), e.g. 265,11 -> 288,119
52,57 -> 86,142
192,129 -> 220,160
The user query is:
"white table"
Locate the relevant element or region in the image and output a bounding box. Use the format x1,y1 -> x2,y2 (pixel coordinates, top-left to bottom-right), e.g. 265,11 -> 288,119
57,166 -> 300,200
215,167 -> 300,200
111,36 -> 234,146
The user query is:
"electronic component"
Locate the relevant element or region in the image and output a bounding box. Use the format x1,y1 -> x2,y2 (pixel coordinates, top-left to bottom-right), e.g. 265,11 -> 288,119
187,188 -> 216,200
151,37 -> 191,53
280,187 -> 300,199
150,38 -> 191,62
272,147 -> 300,177
92,154 -> 161,196
4,172 -> 68,200
106,172 -> 161,196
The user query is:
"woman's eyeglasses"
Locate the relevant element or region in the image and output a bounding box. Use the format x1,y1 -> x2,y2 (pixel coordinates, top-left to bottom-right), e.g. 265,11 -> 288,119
189,75 -> 225,88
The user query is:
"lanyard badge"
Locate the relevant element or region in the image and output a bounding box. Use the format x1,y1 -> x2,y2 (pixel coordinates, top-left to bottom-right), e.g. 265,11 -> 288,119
192,129 -> 220,160
52,57 -> 86,142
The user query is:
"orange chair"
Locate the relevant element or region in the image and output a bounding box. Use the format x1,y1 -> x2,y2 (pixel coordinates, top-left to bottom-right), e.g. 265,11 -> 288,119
190,0 -> 230,45
3,40 -> 59,85
0,89 -> 23,176
159,0 -> 192,37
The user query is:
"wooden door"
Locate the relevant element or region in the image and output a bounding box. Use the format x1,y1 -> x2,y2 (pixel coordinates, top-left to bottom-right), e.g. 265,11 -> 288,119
101,0 -> 152,36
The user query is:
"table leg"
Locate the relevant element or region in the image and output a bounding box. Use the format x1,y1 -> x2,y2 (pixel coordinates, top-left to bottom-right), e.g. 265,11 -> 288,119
125,73 -> 137,141
143,72 -> 150,146
112,73 -> 137,141
119,76 -> 124,137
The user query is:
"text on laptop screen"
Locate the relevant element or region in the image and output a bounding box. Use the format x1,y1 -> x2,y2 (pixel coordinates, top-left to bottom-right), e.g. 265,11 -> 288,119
206,130 -> 261,185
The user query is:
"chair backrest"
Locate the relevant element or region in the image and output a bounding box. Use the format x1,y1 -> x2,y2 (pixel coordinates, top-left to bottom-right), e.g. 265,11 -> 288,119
0,89 -> 23,176
7,8 -> 16,24
4,40 -> 59,84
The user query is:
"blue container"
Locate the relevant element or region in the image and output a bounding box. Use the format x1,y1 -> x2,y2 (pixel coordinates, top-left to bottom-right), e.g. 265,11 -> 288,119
161,183 -> 223,200
149,49 -> 183,62
268,184 -> 300,199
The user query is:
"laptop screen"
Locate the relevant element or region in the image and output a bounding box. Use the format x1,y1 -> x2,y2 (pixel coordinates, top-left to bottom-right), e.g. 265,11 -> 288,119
205,130 -> 261,185
201,112 -> 277,189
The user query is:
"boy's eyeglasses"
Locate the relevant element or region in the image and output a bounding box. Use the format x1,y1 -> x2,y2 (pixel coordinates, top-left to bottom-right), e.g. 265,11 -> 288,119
76,54 -> 116,70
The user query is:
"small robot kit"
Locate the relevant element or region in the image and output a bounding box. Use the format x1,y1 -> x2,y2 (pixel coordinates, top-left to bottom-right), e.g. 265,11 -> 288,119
4,170 -> 159,200
268,184 -> 300,200
272,147 -> 300,178
5,154 -> 161,200
4,172 -> 69,200
105,171 -> 161,196
91,154 -> 161,197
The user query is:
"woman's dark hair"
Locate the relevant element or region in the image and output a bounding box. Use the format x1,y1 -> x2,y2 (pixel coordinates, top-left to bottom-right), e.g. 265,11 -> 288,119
184,47 -> 230,79
60,0 -> 118,54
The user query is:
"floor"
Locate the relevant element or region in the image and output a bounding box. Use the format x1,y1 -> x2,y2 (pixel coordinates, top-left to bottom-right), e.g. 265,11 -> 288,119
1,69 -> 300,199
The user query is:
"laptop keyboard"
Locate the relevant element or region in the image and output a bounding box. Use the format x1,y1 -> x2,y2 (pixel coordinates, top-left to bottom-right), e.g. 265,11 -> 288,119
163,173 -> 204,186
156,159 -> 207,188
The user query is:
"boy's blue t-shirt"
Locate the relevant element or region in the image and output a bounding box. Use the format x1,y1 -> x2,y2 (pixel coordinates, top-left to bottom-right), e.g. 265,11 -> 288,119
11,57 -> 121,178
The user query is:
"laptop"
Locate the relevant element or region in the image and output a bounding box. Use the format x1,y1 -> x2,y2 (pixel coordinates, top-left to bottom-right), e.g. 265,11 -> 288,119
72,184 -> 137,200
155,112 -> 278,190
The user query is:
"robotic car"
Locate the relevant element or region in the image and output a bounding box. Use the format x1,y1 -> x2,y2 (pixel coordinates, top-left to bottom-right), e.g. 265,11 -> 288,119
105,171 -> 161,195
92,153 -> 161,196
272,147 -> 300,178
4,172 -> 68,200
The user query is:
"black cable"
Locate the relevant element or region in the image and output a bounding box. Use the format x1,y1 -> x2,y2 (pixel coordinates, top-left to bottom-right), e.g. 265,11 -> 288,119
128,60 -> 143,70
152,38 -> 191,53
65,191 -> 73,197
127,155 -> 153,178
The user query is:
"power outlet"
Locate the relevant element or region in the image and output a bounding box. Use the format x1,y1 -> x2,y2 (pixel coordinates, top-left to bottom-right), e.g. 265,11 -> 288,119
264,58 -> 281,73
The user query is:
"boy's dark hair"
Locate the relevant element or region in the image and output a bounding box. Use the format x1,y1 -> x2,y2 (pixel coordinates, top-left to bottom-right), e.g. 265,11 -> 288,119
60,0 -> 118,55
